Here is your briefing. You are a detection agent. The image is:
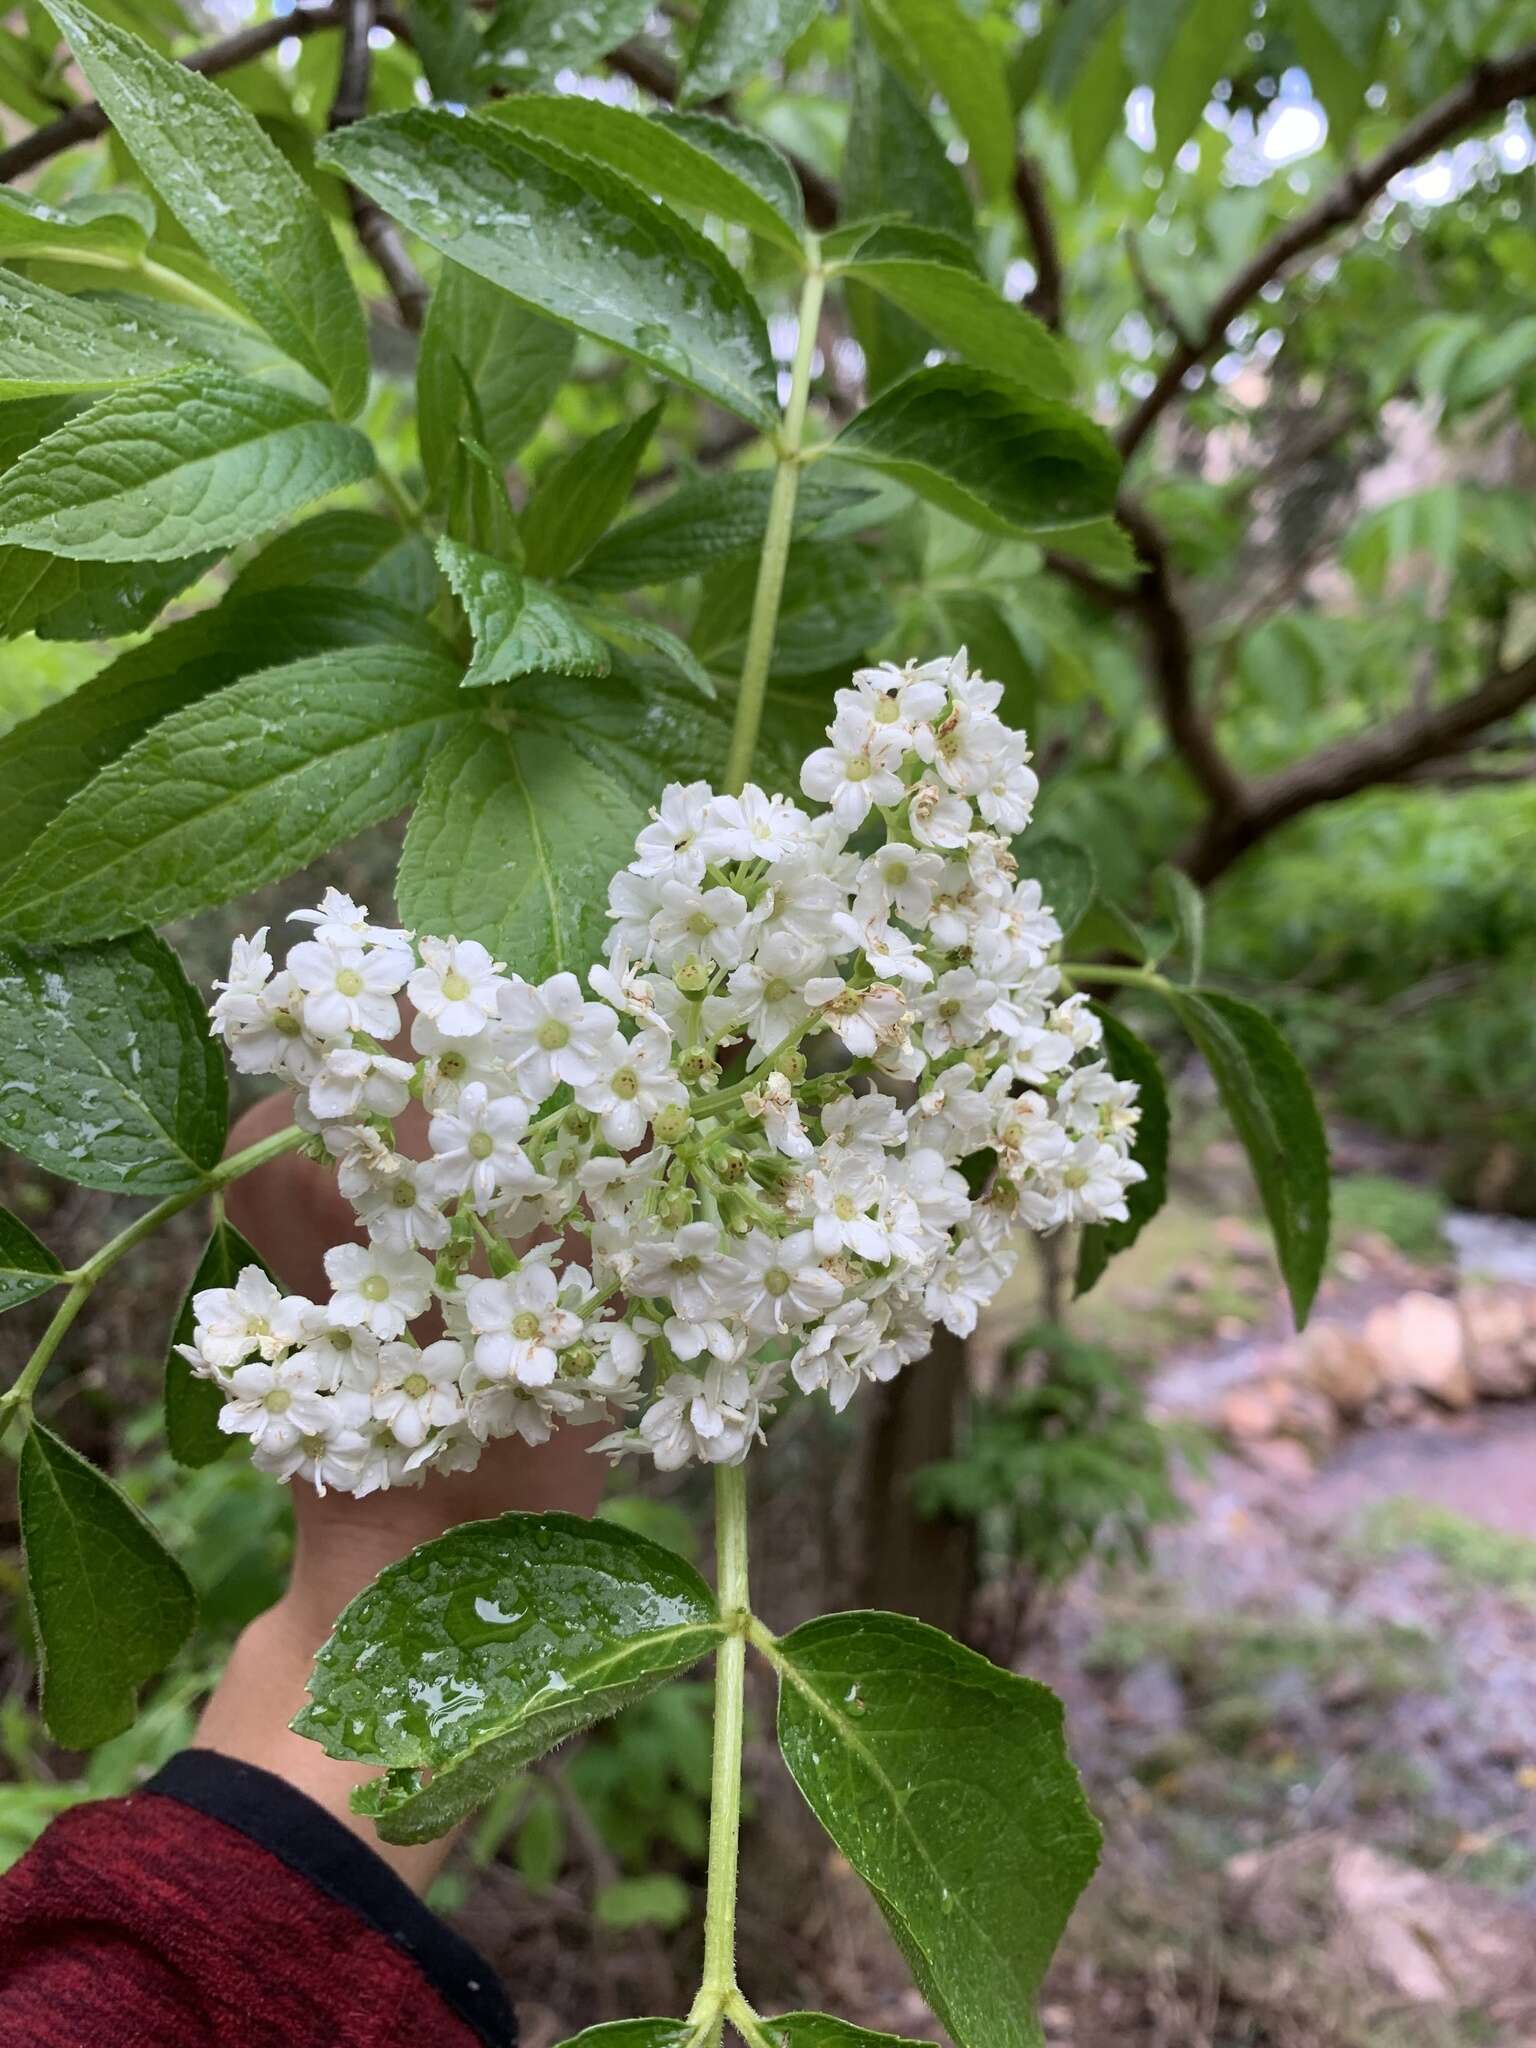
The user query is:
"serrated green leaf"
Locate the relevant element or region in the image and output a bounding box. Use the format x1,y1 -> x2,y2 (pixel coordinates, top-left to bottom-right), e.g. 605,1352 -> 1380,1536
0,545 -> 217,643
835,257 -> 1071,398
864,0 -> 1016,200
21,1421 -> 196,1747
835,365 -> 1120,536
680,0 -> 819,102
0,266 -> 191,396
295,1511 -> 723,1844
436,538 -> 609,688
1017,832 -> 1096,939
0,368 -> 375,563
1153,864 -> 1205,983
0,930 -> 226,1194
489,96 -> 804,254
552,2027 -> 689,2048
321,110 -> 779,429
521,404 -> 662,582
583,609 -> 715,699
772,1611 -> 1100,2048
694,541 -> 893,677
41,0 -> 368,415
165,1220 -> 275,1468
85,287 -> 308,386
0,1206 -> 64,1314
0,587 -> 448,892
227,509 -> 437,612
0,645 -> 467,943
0,186 -> 153,263
771,2019 -> 939,2048
479,0 -> 650,82
417,260 -> 574,502
1168,989 -> 1330,1324
573,471 -> 868,593
844,37 -> 974,396
1074,1007 -> 1171,1296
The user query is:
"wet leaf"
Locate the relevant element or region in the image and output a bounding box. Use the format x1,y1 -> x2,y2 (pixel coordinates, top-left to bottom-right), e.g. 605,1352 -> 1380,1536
165,1221 -> 273,1467
479,0 -> 650,83
0,930 -> 226,1195
417,261 -> 573,502
21,1420 -> 196,1748
835,256 -> 1071,397
321,110 -> 779,428
772,1611 -> 1100,2048
769,2020 -> 939,2048
521,405 -> 662,582
551,2027 -> 689,2048
863,0 -> 1016,200
489,96 -> 803,253
1168,990 -> 1331,1325
1,547 -> 218,644
0,1206 -> 64,1315
1074,1008 -> 1171,1297
296,1512 -> 723,1844
41,0 -> 368,415
680,0 -> 820,103
0,646 -> 467,943
0,266 -> 191,397
436,539 -> 609,688
0,368 -> 375,563
573,471 -> 869,593
835,365 -> 1121,536
0,587 -> 447,891
0,186 -> 153,264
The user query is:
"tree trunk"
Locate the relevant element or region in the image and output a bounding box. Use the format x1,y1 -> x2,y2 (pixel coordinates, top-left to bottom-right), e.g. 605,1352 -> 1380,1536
859,1326 -> 976,1640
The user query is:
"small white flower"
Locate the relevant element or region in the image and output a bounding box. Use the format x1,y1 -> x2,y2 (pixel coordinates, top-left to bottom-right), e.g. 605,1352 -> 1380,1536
803,977 -> 910,1059
726,1229 -> 842,1335
648,880 -> 752,973
697,786 -> 810,865
800,708 -> 907,829
372,1338 -> 466,1449
218,1349 -> 330,1456
497,972 -> 623,1099
461,1260 -> 583,1387
428,1080 -> 543,1212
805,1151 -> 887,1261
308,1047 -> 414,1123
852,842 -> 945,927
323,1241 -> 434,1340
625,1223 -> 745,1322
575,1027 -> 685,1148
353,1160 -> 452,1253
211,965 -> 329,1084
410,1011 -> 509,1112
289,937 -> 408,1040
918,967 -> 1000,1055
727,941 -> 814,1058
184,1268 -> 307,1373
743,1068 -> 813,1160
633,780 -> 713,883
407,936 -> 504,1039
907,780 -> 973,850
289,889 -> 412,955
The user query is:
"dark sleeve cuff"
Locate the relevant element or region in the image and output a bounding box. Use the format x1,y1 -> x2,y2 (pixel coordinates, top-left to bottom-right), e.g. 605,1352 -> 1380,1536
147,1749 -> 515,2048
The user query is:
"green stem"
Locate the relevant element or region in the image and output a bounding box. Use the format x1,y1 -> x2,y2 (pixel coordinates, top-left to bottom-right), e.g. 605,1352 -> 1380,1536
723,240 -> 826,798
690,1463 -> 752,2024
1057,961 -> 1174,996
0,1121 -> 307,1422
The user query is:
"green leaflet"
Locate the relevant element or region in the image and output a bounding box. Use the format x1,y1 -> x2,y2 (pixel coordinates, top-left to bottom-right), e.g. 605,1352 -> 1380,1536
41,0 -> 368,416
20,1421 -> 196,1748
1168,989 -> 1331,1325
573,471 -> 869,593
680,0 -> 820,103
0,546 -> 217,643
436,538 -> 609,688
0,186 -> 154,263
835,365 -> 1121,535
0,645 -> 468,943
771,2020 -> 940,2048
521,405 -> 662,582
488,95 -> 804,254
320,111 -> 780,429
772,1611 -> 1101,2048
227,511 -> 438,614
0,1206 -> 64,1315
834,257 -> 1072,398
479,0 -> 650,83
863,0 -> 1016,200
0,368 -> 375,563
165,1221 -> 275,1468
417,261 -> 574,502
1141,0 -> 1252,168
0,929 -> 226,1195
552,2026 -> 690,2048
1074,1008 -> 1171,1297
1017,832 -> 1096,941
0,586 -> 449,891
295,1512 -> 724,1844
0,265 -> 192,396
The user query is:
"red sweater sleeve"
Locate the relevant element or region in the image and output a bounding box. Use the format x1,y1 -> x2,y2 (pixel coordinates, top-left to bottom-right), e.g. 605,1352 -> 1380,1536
0,1750 -> 514,2048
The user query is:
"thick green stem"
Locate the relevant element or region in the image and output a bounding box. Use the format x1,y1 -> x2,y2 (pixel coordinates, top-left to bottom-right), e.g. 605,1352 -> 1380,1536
0,1121 -> 307,1421
723,242 -> 825,798
693,1463 -> 751,2018
1057,961 -> 1174,996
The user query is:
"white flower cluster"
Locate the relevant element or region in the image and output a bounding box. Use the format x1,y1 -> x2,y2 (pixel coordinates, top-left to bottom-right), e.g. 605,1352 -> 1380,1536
183,653 -> 1144,1494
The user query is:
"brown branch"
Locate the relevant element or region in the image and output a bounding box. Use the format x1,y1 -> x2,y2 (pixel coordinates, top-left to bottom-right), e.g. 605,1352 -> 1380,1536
1,5 -> 347,181
1012,153 -> 1063,331
1116,40 -> 1536,461
328,0 -> 429,332
606,37 -> 839,229
1181,651 -> 1536,881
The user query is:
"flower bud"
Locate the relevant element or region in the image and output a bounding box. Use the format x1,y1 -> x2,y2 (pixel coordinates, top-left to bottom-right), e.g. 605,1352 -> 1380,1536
674,956 -> 710,997
652,1102 -> 691,1146
715,1147 -> 748,1183
778,1050 -> 807,1084
678,1046 -> 719,1087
